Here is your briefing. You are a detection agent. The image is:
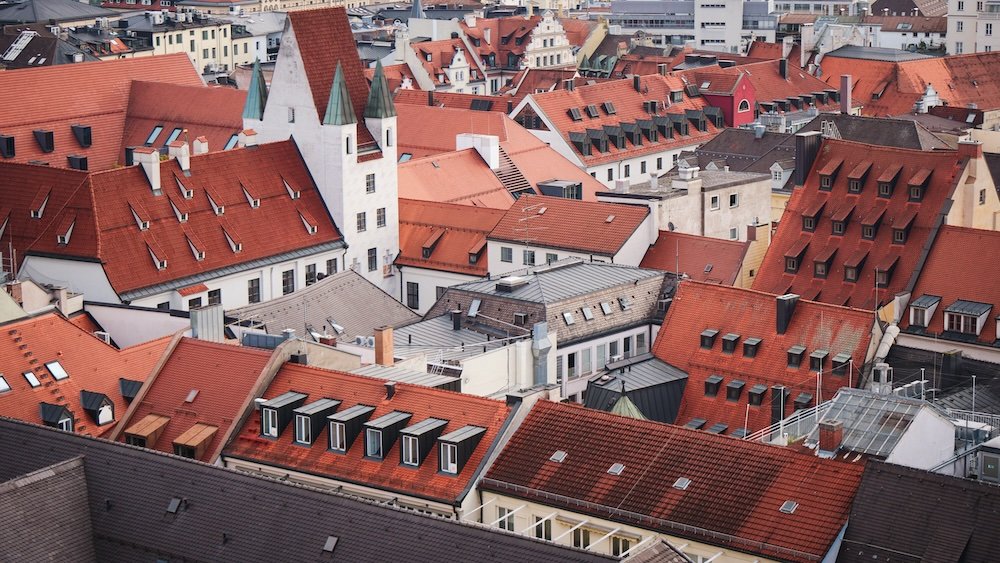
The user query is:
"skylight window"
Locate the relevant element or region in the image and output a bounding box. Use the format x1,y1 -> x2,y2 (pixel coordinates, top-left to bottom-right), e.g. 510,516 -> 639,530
582,306 -> 594,321
45,361 -> 69,381
185,389 -> 199,403
224,134 -> 239,150
779,500 -> 799,514
673,477 -> 691,490
0,375 -> 9,393
550,450 -> 568,463
23,371 -> 40,388
323,536 -> 339,553
166,497 -> 182,514
563,312 -> 575,325
469,299 -> 481,318
608,463 -> 625,475
600,302 -> 613,315
145,125 -> 163,145
164,127 -> 183,146
618,297 -> 632,311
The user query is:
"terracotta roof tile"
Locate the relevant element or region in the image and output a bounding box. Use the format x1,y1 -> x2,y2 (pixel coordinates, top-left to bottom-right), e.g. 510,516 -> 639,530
0,312 -> 170,437
410,38 -> 487,87
0,54 -> 202,170
640,230 -> 749,285
483,400 -> 865,562
116,337 -> 272,462
653,281 -> 874,435
398,149 -> 514,208
364,62 -> 415,92
489,194 -> 648,256
394,89 -> 513,112
752,139 -> 962,309
224,362 -> 512,504
397,199 -> 505,276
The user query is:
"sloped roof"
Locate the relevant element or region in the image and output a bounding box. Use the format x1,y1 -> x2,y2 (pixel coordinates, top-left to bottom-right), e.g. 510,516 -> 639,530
796,113 -> 950,150
901,226 -> 1000,345
640,231 -> 749,285
482,400 -> 865,563
0,0 -> 114,23
115,337 -> 271,462
410,37 -> 487,87
489,194 -> 648,256
223,362 -> 512,504
398,149 -> 514,208
0,54 -> 202,170
121,81 -> 245,162
525,73 -> 722,166
285,8 -> 377,149
0,417 -> 642,563
676,59 -> 841,112
0,26 -> 99,69
394,88 -> 513,112
653,281 -> 875,434
752,139 -> 962,309
0,312 -> 170,437
228,270 -> 419,341
397,198 -> 505,276
20,140 -> 342,297
840,462 -> 1000,563
364,62 -> 416,93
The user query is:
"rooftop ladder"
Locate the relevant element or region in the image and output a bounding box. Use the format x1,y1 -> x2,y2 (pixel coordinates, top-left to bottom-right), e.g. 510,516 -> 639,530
494,146 -> 534,198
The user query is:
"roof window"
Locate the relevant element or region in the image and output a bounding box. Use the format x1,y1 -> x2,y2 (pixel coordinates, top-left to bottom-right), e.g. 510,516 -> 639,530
328,404 -> 375,452
685,418 -> 707,430
71,124 -> 92,148
726,380 -> 745,401
748,384 -> 767,406
363,410 -> 412,460
224,134 -> 239,150
608,463 -> 625,475
618,297 -> 631,311
23,371 -> 40,388
585,104 -> 599,118
809,350 -> 829,371
721,333 -> 739,354
673,477 -> 691,490
700,329 -> 719,349
787,345 -> 806,368
707,422 -> 728,434
439,425 -> 486,475
743,337 -> 761,358
779,500 -> 798,514
163,127 -> 183,146
550,450 -> 568,462
568,107 -> 583,121
33,129 -> 54,153
704,374 -> 723,397
166,497 -> 183,514
0,134 -> 14,158
145,125 -> 164,145
602,101 -> 617,115
600,302 -> 613,315
399,417 -> 448,467
0,375 -> 9,393
582,306 -> 594,321
563,312 -> 575,325
45,361 -> 69,381
323,536 -> 339,554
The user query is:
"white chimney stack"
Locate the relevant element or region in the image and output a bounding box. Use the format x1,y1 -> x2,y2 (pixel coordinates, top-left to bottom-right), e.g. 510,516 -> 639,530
238,128 -> 259,148
167,140 -> 190,172
133,146 -> 161,194
456,133 -> 500,170
193,136 -> 209,155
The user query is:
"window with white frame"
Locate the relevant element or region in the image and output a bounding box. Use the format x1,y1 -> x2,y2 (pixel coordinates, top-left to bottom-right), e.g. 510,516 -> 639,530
945,313 -> 978,335
501,246 -> 512,262
365,428 -> 383,457
710,195 -> 720,210
729,193 -> 739,207
534,516 -> 552,540
329,422 -> 346,451
295,415 -> 311,444
612,536 -> 632,556
261,408 -> 278,437
366,173 -> 376,193
58,416 -> 73,431
441,442 -> 458,473
572,528 -> 591,548
402,435 -> 419,466
911,307 -> 928,327
497,507 -> 515,531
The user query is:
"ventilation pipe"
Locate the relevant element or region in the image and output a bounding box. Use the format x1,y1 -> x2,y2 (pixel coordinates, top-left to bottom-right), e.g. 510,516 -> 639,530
385,381 -> 396,399
531,321 -> 552,387
450,310 -> 462,330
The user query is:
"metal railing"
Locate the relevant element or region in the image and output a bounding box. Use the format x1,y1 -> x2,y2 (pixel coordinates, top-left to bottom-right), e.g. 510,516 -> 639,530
743,403 -> 830,443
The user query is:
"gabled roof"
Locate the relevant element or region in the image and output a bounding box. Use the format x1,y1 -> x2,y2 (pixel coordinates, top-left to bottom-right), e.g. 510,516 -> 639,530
489,194 -> 648,256
653,281 -> 875,435
753,139 -> 962,309
397,199 -> 505,276
676,59 -> 841,112
223,362 -> 512,505
228,270 -> 419,341
640,230 -> 749,285
840,462 -> 1000,563
584,354 -> 688,423
0,54 -> 203,170
524,73 -> 722,166
0,0 -> 114,23
285,8 -> 376,148
394,88 -> 512,112
0,26 -> 99,69
901,226 -> 1000,345
0,417 -> 644,563
398,149 -> 514,209
0,312 -> 170,437
482,400 -> 865,563
796,114 -> 950,150
20,140 -> 342,298
114,338 -> 271,462
410,37 -> 487,87
364,62 -> 416,93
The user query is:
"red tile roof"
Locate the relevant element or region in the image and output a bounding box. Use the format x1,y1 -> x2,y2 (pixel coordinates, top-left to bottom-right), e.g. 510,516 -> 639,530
489,194 -> 648,255
115,337 -> 272,462
223,362 -> 512,504
653,281 -> 875,436
397,199 -> 505,276
746,40 -> 787,60
640,231 -> 749,285
525,74 -> 722,166
901,225 -> 1000,344
611,50 -> 769,78
498,68 -> 579,101
753,138 -> 962,309
677,59 -> 841,112
364,63 -> 415,93
411,38 -> 488,87
398,149 -> 514,208
0,312 -> 170,437
394,89 -> 514,112
120,81 -> 245,163
819,52 -> 1000,116
20,140 -> 342,296
483,400 -> 865,562
0,54 -> 202,171
286,8 -> 377,149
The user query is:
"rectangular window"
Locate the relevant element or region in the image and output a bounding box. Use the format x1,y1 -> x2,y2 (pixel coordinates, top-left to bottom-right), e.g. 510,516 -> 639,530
377,207 -> 386,228
573,528 -> 591,548
202,30 -> 208,40
946,313 -> 977,334
366,173 -> 376,193
656,157 -> 663,169
207,289 -> 221,306
202,48 -> 209,59
597,343 -> 607,369
729,193 -> 739,207
441,442 -> 458,473
523,250 -> 535,265
501,247 -> 513,262
436,286 -> 446,300
607,168 -> 613,181
497,507 -> 515,531
282,269 -> 295,295
912,307 -> 927,327
624,164 -> 630,177
329,422 -> 346,451
710,195 -> 720,210
546,252 -> 558,264
612,537 -> 632,557
327,258 -> 338,275
402,435 -> 419,466
640,161 -> 647,174
357,212 -> 367,232
406,281 -> 419,309
365,428 -> 383,457
295,414 -> 311,444
637,333 -> 647,354
368,248 -> 377,272
248,278 -> 261,303
534,516 -> 552,540
306,264 -> 317,285
190,40 -> 195,52
188,297 -> 202,309
262,408 -> 277,437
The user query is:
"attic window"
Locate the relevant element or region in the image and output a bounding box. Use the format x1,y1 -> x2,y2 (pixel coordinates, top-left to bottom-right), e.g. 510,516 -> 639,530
30,190 -> 50,219
23,371 -> 40,388
704,374 -> 723,396
726,380 -> 745,401
166,497 -> 182,514
832,353 -> 851,375
809,350 -> 829,371
563,312 -> 575,325
568,107 -> 583,121
743,337 -> 761,358
323,536 -> 339,554
57,218 -> 76,246
618,297 -> 631,311
721,333 -> 739,354
600,302 -> 613,315
175,177 -> 194,200
602,101 -> 617,114
469,299 -> 482,318
748,384 -> 767,406
0,135 -> 14,158
582,306 -> 594,321
33,129 -> 54,153
130,205 -> 150,231
284,179 -> 301,200
145,125 -> 164,145
163,128 -> 182,146
242,185 -> 260,208
550,450 -> 568,463
45,361 -> 69,381
779,500 -> 798,514
187,236 -> 205,261
206,191 -> 225,216
794,393 -> 813,410
700,329 -> 719,349
673,477 -> 691,490
787,345 -> 806,368
585,104 -> 599,118
0,376 -> 9,393
608,463 -> 625,475
670,90 -> 683,103
685,418 -> 707,430
299,212 -> 318,235
224,134 -> 239,150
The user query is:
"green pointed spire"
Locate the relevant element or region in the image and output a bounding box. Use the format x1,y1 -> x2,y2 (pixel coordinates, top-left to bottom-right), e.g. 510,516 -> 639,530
324,62 -> 357,126
364,61 -> 397,119
609,392 -> 647,420
579,54 -> 591,71
242,58 -> 268,120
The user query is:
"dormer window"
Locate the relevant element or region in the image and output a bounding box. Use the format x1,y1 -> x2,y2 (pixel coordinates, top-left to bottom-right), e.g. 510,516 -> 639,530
721,333 -> 739,354
123,413 -> 170,448
726,380 -> 745,401
861,207 -> 885,240
363,411 -> 412,460
794,393 -> 813,410
262,407 -> 278,437
399,417 -> 448,468
832,353 -> 851,376
173,423 -> 218,459
81,390 -> 114,426
704,374 -> 723,396
809,350 -> 828,371
700,329 -> 719,349
875,256 -> 898,288
787,345 -> 805,368
909,294 -> 941,327
877,164 -> 901,198
328,404 -> 375,453
817,158 -> 842,191
748,384 -> 767,406
743,337 -> 761,358
30,188 -> 50,219
294,398 -> 341,446
832,220 -> 845,235
847,160 -> 872,193
802,216 -> 816,232
40,402 -> 74,431
206,190 -> 225,215
944,300 -> 991,335
259,391 -> 308,439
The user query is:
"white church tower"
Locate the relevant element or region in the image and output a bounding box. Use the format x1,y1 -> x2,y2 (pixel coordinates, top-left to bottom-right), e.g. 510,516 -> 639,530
243,8 -> 400,298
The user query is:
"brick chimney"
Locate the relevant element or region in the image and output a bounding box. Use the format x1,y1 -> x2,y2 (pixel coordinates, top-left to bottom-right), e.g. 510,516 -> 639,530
133,146 -> 161,194
318,334 -> 337,347
167,140 -> 190,172
374,326 -> 394,367
6,281 -> 23,305
818,420 -> 844,456
193,136 -> 209,155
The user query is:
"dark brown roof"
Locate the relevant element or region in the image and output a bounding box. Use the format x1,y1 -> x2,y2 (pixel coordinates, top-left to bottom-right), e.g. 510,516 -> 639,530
839,461 -> 1000,563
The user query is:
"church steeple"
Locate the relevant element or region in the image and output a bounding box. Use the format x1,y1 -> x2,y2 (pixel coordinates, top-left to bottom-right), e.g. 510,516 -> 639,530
242,58 -> 268,120
323,62 -> 357,125
364,61 -> 397,119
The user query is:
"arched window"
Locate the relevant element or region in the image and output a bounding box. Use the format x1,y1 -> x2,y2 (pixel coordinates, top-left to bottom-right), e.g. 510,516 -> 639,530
738,99 -> 751,112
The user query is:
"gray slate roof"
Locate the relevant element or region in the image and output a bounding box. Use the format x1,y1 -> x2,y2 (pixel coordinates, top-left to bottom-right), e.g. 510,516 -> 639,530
228,269 -> 419,342
0,0 -> 114,24
453,260 -> 663,304
392,314 -> 506,364
0,417 -> 645,563
823,44 -> 933,62
352,363 -> 459,388
584,354 -> 688,423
